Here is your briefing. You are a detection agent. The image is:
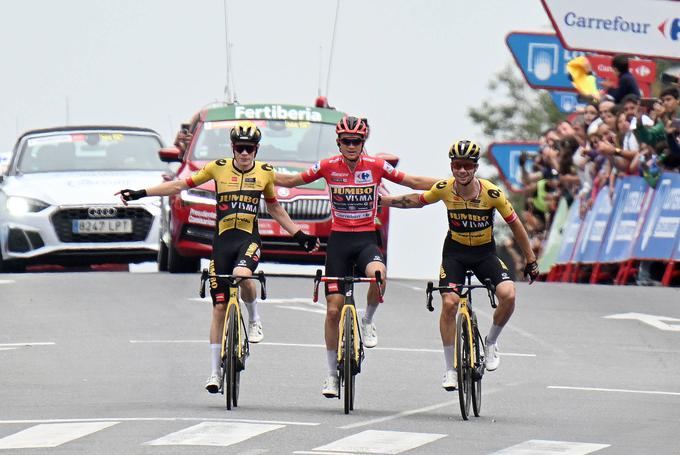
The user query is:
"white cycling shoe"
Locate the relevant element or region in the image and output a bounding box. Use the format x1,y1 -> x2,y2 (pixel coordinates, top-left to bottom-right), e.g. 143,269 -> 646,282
205,373 -> 222,394
321,375 -> 340,398
484,339 -> 500,371
361,318 -> 378,348
248,320 -> 264,343
442,370 -> 457,391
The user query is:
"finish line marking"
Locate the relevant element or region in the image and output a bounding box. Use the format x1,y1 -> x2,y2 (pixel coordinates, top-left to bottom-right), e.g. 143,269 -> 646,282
548,386 -> 680,396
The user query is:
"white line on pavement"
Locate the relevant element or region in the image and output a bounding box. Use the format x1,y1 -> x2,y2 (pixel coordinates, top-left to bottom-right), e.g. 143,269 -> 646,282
0,422 -> 118,449
275,305 -> 326,315
489,439 -> 609,454
145,421 -> 284,447
0,342 -> 55,347
548,386 -> 680,396
0,280 -> 15,284
0,417 -> 319,426
127,339 -> 535,356
341,386 -> 503,430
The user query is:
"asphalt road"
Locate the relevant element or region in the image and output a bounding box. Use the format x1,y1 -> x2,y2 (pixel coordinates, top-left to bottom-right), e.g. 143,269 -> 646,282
1,271 -> 679,454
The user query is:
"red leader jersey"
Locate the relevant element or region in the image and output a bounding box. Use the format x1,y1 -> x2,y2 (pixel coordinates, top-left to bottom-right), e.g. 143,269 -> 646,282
301,155 -> 405,232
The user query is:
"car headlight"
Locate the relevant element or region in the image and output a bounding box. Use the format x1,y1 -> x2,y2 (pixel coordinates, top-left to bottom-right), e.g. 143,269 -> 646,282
5,196 -> 50,215
180,188 -> 216,205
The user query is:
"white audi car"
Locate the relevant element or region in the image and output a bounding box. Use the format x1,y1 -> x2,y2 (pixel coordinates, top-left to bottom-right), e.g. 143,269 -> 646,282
0,126 -> 169,272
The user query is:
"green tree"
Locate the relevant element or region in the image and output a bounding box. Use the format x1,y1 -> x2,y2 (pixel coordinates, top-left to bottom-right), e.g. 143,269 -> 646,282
468,64 -> 565,142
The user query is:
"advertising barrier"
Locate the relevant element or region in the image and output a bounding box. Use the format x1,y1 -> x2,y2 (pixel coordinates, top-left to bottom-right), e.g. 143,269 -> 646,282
537,197 -> 569,274
574,186 -> 612,264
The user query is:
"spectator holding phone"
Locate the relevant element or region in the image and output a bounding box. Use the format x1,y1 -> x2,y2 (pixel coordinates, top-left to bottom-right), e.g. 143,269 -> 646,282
635,87 -> 679,147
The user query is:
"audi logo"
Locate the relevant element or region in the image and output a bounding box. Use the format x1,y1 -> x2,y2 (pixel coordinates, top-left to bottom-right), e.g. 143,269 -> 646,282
87,207 -> 118,218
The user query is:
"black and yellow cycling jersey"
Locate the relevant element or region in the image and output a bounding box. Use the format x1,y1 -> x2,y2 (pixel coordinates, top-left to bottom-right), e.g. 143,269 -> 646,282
419,178 -> 518,251
185,159 -> 276,236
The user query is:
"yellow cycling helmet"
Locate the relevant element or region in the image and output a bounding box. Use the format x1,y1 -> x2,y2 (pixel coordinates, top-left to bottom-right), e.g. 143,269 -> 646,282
230,121 -> 262,144
448,140 -> 481,162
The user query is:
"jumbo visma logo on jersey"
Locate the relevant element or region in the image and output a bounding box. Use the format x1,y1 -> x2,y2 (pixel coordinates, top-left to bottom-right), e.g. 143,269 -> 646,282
447,208 -> 495,245
330,185 -> 376,212
217,190 -> 261,234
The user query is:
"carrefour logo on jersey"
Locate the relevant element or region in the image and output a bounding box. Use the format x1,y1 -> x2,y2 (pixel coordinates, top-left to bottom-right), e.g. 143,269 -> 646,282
355,170 -> 373,183
235,105 -> 323,122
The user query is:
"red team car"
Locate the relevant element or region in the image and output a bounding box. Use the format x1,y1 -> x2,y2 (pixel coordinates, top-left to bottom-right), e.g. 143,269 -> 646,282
157,102 -> 398,272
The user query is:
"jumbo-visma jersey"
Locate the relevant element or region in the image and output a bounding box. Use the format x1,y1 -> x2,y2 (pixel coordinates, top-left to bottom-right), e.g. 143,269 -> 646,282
419,178 -> 518,248
185,159 -> 276,236
301,155 -> 404,232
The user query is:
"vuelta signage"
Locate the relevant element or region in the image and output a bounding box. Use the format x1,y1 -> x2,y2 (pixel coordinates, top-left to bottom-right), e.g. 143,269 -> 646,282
541,0 -> 680,60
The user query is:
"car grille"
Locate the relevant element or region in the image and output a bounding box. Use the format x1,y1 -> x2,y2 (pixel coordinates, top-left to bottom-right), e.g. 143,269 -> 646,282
258,198 -> 331,221
51,207 -> 153,243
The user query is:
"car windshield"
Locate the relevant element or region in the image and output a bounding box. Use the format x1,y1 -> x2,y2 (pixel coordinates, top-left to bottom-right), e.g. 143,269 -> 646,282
191,120 -> 337,163
17,132 -> 166,173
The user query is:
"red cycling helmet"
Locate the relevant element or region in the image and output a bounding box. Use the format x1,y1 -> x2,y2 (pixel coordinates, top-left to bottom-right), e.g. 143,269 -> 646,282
336,116 -> 369,138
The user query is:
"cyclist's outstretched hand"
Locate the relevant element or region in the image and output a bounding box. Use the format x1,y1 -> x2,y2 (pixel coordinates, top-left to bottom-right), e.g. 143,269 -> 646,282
524,261 -> 539,284
115,189 -> 147,206
294,230 -> 320,253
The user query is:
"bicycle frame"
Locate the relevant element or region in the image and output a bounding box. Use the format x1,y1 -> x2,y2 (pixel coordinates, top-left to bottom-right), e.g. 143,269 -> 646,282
425,272 -> 497,370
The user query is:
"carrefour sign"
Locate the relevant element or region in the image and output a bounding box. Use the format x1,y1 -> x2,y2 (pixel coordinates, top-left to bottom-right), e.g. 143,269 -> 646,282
542,0 -> 680,60
205,104 -> 344,124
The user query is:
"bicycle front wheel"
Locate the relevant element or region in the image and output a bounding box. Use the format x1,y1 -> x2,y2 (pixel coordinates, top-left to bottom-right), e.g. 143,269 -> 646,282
456,312 -> 472,420
224,308 -> 238,410
471,316 -> 482,417
343,310 -> 355,415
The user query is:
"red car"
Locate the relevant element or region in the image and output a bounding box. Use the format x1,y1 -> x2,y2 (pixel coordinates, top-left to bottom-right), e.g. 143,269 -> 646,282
157,102 -> 398,273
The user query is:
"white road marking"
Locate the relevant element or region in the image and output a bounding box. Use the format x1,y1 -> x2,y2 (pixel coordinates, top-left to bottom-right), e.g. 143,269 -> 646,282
0,280 -> 15,284
0,342 -> 55,347
339,400 -> 458,430
312,430 -> 446,454
0,422 -> 118,449
604,312 -> 680,332
127,339 -> 535,357
0,417 -> 318,426
145,421 -> 283,447
276,305 -> 326,315
489,439 -> 609,454
390,281 -> 425,291
548,386 -> 680,396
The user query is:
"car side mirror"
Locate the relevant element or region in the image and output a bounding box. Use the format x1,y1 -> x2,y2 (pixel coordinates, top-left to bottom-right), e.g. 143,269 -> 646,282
375,153 -> 400,168
158,147 -> 181,163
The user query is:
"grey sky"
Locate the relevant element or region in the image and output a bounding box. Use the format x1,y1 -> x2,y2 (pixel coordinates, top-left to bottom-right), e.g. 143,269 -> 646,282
2,0 -> 551,278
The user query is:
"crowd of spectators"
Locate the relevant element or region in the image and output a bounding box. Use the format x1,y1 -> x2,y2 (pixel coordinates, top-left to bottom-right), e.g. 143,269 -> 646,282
516,56 -> 680,283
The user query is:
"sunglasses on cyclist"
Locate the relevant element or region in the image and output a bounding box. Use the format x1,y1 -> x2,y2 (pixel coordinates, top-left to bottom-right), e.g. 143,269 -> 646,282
233,144 -> 257,154
451,161 -> 477,171
340,137 -> 364,146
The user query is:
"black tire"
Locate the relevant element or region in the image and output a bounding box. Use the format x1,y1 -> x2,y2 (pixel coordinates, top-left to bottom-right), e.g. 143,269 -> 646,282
224,308 -> 237,410
167,240 -> 200,273
157,240 -> 168,272
456,312 -> 472,420
471,323 -> 482,417
343,310 -> 354,415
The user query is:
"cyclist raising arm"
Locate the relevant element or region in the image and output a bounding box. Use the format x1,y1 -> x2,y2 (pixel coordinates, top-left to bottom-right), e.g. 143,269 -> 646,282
276,116 -> 437,398
116,121 -> 319,394
381,140 -> 538,390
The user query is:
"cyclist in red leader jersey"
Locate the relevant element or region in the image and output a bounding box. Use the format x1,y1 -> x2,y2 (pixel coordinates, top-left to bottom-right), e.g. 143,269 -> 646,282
276,116 -> 437,397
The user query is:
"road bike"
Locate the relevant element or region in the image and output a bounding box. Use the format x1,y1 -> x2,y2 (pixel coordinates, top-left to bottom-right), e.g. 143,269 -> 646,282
199,269 -> 267,410
313,269 -> 383,414
425,271 -> 496,420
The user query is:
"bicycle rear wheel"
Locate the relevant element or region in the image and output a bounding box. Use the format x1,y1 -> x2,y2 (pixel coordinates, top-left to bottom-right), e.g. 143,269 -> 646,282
456,312 -> 472,420
471,316 -> 482,417
343,310 -> 354,415
224,308 -> 238,410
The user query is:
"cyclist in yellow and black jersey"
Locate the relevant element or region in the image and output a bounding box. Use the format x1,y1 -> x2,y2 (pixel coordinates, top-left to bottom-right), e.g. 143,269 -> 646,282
381,140 -> 538,391
116,121 -> 319,394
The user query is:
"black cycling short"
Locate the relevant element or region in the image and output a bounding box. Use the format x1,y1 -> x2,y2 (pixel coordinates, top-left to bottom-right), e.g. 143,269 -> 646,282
209,234 -> 261,306
324,230 -> 385,295
438,237 -> 512,292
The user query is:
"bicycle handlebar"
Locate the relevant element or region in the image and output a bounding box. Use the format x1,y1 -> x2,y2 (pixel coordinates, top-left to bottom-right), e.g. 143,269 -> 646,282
424,279 -> 497,311
199,269 -> 267,300
313,269 -> 384,303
